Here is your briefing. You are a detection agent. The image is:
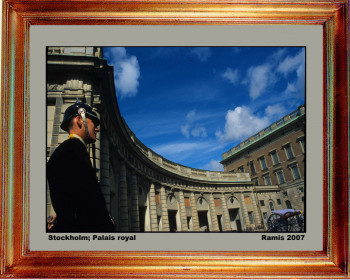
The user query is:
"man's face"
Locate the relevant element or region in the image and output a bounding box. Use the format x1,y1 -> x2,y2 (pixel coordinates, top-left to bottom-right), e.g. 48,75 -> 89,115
86,117 -> 99,143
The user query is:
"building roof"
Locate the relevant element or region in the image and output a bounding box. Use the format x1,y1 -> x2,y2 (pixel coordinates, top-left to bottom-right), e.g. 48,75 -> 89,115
221,105 -> 305,164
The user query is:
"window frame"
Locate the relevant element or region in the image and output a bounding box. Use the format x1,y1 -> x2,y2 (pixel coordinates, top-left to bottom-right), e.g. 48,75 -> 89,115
283,143 -> 295,160
289,163 -> 301,180
297,136 -> 306,153
269,150 -> 280,165
248,211 -> 254,225
262,173 -> 272,185
259,156 -> 268,171
275,169 -> 285,184
249,161 -> 256,175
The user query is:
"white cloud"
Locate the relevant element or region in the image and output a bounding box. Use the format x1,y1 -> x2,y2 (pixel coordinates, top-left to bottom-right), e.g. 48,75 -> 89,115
190,47 -> 211,62
181,110 -> 207,139
205,160 -> 224,171
283,82 -> 298,95
151,140 -> 223,165
104,47 -> 140,98
191,127 -> 207,138
154,142 -> 201,155
152,141 -> 214,161
265,104 -> 287,119
181,124 -> 190,138
277,49 -> 305,99
216,106 -> 270,143
277,49 -> 305,76
270,48 -> 288,63
221,68 -> 240,85
186,109 -> 196,122
245,64 -> 275,100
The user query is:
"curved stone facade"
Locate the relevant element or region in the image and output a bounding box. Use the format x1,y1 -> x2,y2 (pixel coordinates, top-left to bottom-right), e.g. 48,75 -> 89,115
46,47 -> 287,232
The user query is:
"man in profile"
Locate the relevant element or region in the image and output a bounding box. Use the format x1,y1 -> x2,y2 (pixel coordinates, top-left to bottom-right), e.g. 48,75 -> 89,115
47,100 -> 114,232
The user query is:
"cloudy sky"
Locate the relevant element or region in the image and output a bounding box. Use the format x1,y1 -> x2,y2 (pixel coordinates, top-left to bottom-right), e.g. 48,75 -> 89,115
103,47 -> 305,171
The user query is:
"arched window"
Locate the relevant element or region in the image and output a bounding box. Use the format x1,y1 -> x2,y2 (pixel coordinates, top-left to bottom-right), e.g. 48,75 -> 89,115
286,200 -> 292,209
269,201 -> 275,211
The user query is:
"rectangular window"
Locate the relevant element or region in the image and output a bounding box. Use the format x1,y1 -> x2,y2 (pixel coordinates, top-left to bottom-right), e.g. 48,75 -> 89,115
299,187 -> 304,193
276,170 -> 285,184
249,161 -> 256,174
259,157 -> 267,170
277,199 -> 281,205
282,191 -> 288,197
252,177 -> 259,186
291,165 -> 301,179
271,150 -> 279,165
284,144 -> 294,159
260,200 -> 265,206
263,174 -> 272,185
248,212 -> 254,224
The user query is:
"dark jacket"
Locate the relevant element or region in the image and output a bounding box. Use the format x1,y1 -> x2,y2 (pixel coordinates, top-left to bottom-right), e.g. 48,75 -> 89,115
47,138 -> 114,232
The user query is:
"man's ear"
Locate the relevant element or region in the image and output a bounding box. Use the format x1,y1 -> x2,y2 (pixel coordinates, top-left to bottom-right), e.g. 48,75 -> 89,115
76,116 -> 83,128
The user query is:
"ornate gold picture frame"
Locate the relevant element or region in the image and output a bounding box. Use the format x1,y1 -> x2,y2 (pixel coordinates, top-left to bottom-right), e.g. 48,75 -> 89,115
1,0 -> 349,278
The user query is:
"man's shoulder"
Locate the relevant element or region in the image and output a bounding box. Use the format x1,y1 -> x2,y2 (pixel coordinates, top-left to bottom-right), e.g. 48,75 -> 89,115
48,138 -> 86,162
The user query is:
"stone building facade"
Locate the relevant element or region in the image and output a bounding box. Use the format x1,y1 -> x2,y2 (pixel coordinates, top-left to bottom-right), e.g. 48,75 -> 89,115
46,47 -> 298,232
220,105 -> 306,223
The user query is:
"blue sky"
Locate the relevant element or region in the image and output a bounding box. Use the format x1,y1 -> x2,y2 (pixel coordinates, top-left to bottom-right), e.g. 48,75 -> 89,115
103,47 -> 305,171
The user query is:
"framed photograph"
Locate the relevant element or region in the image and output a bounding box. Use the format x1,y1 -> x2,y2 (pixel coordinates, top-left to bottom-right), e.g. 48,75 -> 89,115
1,0 -> 349,278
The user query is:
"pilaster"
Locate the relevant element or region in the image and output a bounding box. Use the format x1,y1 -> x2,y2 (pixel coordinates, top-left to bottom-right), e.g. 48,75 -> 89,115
149,183 -> 158,232
119,161 -> 129,231
160,186 -> 170,232
49,96 -> 63,156
239,192 -> 249,230
250,191 -> 263,229
190,192 -> 200,231
99,129 -> 110,210
178,190 -> 188,231
130,171 -> 140,231
208,193 -> 220,232
220,193 -> 231,231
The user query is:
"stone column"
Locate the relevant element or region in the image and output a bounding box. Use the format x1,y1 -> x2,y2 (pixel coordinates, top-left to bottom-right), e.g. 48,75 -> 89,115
130,171 -> 140,231
239,192 -> 249,230
92,119 -> 101,180
99,129 -> 110,210
190,192 -> 200,231
220,193 -> 231,231
250,191 -> 262,228
119,161 -> 129,231
178,190 -> 188,231
49,96 -> 63,155
208,193 -> 220,232
149,183 -> 158,232
160,186 -> 170,232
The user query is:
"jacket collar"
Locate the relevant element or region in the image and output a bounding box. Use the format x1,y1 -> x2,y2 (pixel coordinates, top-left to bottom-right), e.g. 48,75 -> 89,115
68,134 -> 86,148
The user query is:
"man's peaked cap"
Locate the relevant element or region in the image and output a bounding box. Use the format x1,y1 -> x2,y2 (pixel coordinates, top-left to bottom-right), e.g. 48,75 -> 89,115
60,101 -> 100,131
